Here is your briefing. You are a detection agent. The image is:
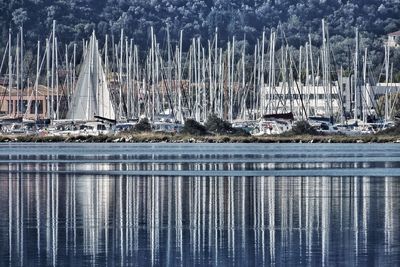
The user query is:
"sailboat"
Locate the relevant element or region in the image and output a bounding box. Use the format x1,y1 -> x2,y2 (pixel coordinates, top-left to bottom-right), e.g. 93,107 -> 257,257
52,32 -> 116,136
66,32 -> 115,121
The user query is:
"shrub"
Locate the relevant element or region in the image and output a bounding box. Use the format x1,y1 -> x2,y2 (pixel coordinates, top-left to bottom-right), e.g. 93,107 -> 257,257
231,127 -> 251,136
289,120 -> 318,135
204,114 -> 234,134
134,118 -> 152,132
378,123 -> 400,135
181,119 -> 208,136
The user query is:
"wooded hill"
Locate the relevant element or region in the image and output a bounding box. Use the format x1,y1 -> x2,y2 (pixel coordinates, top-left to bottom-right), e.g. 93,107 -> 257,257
1,0 -> 400,78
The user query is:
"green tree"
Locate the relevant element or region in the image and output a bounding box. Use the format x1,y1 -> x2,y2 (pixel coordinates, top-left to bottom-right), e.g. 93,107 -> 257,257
181,119 -> 208,135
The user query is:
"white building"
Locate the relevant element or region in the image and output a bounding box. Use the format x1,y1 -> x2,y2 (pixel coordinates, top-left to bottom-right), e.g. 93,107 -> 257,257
263,82 -> 342,118
388,31 -> 400,48
262,80 -> 400,121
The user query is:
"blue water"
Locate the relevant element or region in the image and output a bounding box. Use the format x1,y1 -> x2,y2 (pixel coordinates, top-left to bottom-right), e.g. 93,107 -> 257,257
0,143 -> 399,266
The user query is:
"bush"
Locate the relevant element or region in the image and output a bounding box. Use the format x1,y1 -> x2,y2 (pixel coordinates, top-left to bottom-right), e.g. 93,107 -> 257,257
232,127 -> 251,136
204,114 -> 234,134
289,120 -> 318,135
181,119 -> 208,135
378,123 -> 400,135
134,118 -> 152,132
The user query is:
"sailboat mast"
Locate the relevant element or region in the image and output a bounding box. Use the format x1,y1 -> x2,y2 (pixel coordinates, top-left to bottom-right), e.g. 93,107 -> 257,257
126,37 -> 130,118
305,42 -> 310,117
167,25 -> 172,109
195,38 -> 200,121
73,43 -> 76,96
46,39 -> 50,118
260,31 -> 265,115
299,46 -> 303,117
230,36 -> 235,122
268,31 -> 273,114
16,32 -> 20,117
214,28 -> 218,114
385,44 -> 390,122
309,34 -> 316,115
35,41 -> 40,119
218,48 -> 223,118
241,35 -> 245,119
325,21 -> 333,120
65,44 -> 69,107
51,20 -> 56,119
55,37 -> 59,120
354,27 -> 359,121
363,47 -> 368,123
134,45 -> 139,119
151,27 -> 155,122
252,44 -> 257,120
202,46 -> 206,122
119,29 -> 124,121
207,40 -> 212,118
227,41 -> 231,121
20,26 -> 24,116
178,30 -> 183,123
8,29 -> 12,116
129,39 -> 133,119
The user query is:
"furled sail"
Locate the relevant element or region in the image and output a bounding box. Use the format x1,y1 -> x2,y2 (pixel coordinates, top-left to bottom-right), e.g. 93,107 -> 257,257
67,32 -> 115,121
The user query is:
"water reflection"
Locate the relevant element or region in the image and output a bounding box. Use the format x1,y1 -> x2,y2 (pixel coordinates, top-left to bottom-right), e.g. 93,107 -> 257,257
1,174 -> 399,266
0,143 -> 400,266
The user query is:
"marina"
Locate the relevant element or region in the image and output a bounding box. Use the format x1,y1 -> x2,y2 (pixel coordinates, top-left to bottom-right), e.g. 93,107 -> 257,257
0,1 -> 400,266
0,21 -> 399,137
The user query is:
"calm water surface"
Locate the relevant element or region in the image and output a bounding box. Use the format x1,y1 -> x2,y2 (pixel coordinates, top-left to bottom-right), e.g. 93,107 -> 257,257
0,143 -> 399,266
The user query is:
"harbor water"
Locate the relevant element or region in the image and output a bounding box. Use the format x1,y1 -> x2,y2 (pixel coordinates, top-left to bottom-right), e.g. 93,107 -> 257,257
0,143 -> 399,266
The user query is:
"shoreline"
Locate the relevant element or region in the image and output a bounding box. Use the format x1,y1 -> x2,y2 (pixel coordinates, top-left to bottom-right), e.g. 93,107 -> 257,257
1,132 -> 400,143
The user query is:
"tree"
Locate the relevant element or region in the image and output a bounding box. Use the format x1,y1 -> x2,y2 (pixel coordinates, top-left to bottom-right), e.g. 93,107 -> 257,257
181,119 -> 208,135
205,114 -> 234,134
12,8 -> 28,26
134,118 -> 152,132
289,120 -> 318,135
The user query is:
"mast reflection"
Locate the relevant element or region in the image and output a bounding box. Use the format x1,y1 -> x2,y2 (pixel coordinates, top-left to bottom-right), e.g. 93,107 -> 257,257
2,173 -> 399,266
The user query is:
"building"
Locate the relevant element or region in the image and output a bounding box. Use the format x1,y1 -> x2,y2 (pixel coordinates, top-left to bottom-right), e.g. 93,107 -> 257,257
262,79 -> 400,121
388,31 -> 400,48
0,85 -> 57,119
263,82 -> 342,117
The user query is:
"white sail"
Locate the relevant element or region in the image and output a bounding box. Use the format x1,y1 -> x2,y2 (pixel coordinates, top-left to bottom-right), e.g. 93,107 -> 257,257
67,32 -> 115,121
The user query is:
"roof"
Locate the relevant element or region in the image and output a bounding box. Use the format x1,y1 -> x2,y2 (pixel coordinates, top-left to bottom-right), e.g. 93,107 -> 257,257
262,112 -> 294,121
389,30 -> 400,36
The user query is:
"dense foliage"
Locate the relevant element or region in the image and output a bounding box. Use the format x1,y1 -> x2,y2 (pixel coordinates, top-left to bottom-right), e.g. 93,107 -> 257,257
1,0 -> 399,48
288,120 -> 318,135
205,114 -> 235,134
134,118 -> 151,132
1,0 -> 400,78
181,119 -> 208,135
